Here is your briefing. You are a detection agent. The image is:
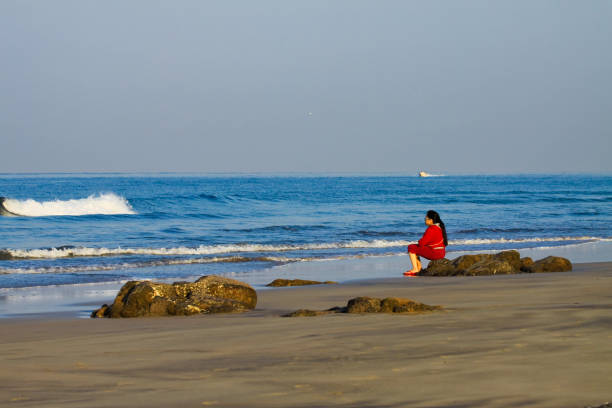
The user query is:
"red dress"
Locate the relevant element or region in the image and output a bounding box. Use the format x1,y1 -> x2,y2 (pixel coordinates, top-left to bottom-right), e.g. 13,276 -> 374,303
408,225 -> 446,260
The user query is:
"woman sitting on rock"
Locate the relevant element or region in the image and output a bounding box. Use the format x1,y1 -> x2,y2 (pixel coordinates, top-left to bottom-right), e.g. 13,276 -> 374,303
404,210 -> 448,276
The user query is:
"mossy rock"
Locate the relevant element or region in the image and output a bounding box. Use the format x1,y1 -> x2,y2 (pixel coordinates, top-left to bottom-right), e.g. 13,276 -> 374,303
284,296 -> 441,317
531,256 -> 572,273
92,275 -> 257,318
465,259 -> 515,276
283,309 -> 332,317
346,297 -> 382,313
492,250 -> 521,270
452,254 -> 493,273
266,279 -> 338,287
421,251 -> 571,277
520,257 -> 534,272
422,258 -> 455,276
379,297 -> 442,313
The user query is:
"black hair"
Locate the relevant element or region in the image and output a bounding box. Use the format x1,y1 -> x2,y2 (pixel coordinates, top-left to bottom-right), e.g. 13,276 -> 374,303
426,210 -> 448,246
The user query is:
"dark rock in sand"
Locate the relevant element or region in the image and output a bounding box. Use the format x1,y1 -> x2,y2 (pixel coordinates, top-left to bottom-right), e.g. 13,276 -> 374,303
421,251 -> 571,277
452,254 -> 492,274
493,250 -> 521,270
520,257 -> 534,272
465,258 -> 515,276
530,256 -> 572,273
91,304 -> 110,318
266,279 -> 338,287
450,250 -> 520,275
346,297 -> 382,313
91,275 -> 257,318
284,297 -> 441,317
378,297 -> 442,313
283,309 -> 332,317
422,258 -> 455,276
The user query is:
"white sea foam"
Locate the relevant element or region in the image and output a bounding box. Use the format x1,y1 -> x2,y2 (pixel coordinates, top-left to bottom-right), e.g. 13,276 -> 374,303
450,236 -> 599,245
0,252 -> 397,276
2,193 -> 135,216
5,241 -> 406,259
4,236 -> 603,259
1,237 -> 608,275
0,255 -> 301,275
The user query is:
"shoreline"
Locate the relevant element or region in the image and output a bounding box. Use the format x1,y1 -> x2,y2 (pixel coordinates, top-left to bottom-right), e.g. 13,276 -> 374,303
2,240 -> 612,319
0,261 -> 610,320
1,262 -> 611,407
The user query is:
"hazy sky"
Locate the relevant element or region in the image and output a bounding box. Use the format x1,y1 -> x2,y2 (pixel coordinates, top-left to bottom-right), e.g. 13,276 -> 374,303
1,1 -> 611,174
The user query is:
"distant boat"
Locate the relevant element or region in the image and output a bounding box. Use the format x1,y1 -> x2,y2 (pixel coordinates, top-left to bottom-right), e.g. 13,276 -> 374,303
418,171 -> 432,177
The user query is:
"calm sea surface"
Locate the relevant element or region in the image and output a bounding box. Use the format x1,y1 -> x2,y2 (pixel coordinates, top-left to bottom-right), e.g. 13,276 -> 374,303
1,173 -> 610,289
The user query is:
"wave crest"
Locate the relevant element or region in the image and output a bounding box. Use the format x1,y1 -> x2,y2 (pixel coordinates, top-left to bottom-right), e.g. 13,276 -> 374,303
2,236 -> 604,260
1,193 -> 135,217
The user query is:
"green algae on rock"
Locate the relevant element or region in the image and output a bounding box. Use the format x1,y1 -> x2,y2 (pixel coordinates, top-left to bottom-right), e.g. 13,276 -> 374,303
284,296 -> 442,317
266,279 -> 338,287
422,251 -> 572,276
347,297 -> 442,313
283,309 -> 334,317
529,256 -> 572,273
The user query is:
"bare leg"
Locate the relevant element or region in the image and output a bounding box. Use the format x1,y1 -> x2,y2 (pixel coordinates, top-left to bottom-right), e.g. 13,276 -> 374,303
408,252 -> 422,273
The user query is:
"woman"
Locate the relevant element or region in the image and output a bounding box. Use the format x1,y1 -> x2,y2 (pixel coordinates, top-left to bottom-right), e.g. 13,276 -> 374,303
404,210 -> 448,276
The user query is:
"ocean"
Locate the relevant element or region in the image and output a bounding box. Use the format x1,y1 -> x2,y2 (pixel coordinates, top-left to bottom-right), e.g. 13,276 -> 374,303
1,173 -> 611,292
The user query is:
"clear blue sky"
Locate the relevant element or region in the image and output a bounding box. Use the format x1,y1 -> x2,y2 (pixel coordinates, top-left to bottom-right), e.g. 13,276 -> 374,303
1,1 -> 611,174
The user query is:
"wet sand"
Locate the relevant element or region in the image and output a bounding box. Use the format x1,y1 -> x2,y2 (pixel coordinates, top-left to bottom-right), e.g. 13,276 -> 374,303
1,262 -> 611,407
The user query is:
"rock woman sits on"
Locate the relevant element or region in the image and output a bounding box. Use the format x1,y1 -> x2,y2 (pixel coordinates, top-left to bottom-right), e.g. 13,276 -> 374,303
404,210 -> 448,276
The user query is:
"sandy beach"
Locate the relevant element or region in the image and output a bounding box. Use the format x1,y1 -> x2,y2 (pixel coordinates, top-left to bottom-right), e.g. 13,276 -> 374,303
2,0 -> 610,405
1,262 -> 611,408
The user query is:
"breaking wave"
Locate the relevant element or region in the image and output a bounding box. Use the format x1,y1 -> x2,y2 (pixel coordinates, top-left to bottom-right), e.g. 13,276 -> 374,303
1,236 -> 605,260
0,255 -> 302,275
0,252 -> 399,276
0,193 -> 135,217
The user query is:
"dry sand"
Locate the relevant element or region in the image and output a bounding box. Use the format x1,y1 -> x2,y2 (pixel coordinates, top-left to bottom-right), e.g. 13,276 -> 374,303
1,262 -> 611,408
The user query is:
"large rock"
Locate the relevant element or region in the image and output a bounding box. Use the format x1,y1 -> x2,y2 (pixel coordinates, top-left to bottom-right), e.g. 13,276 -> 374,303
346,297 -> 383,313
283,297 -> 441,317
422,258 -> 456,276
459,250 -> 521,276
530,256 -> 572,273
520,257 -> 534,272
421,251 -> 571,277
266,279 -> 337,287
465,258 -> 514,276
378,297 -> 442,313
92,275 -> 257,318
452,254 -> 492,274
493,250 -> 521,270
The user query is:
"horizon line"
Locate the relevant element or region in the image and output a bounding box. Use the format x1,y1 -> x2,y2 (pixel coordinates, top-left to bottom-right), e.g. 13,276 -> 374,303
0,170 -> 611,177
